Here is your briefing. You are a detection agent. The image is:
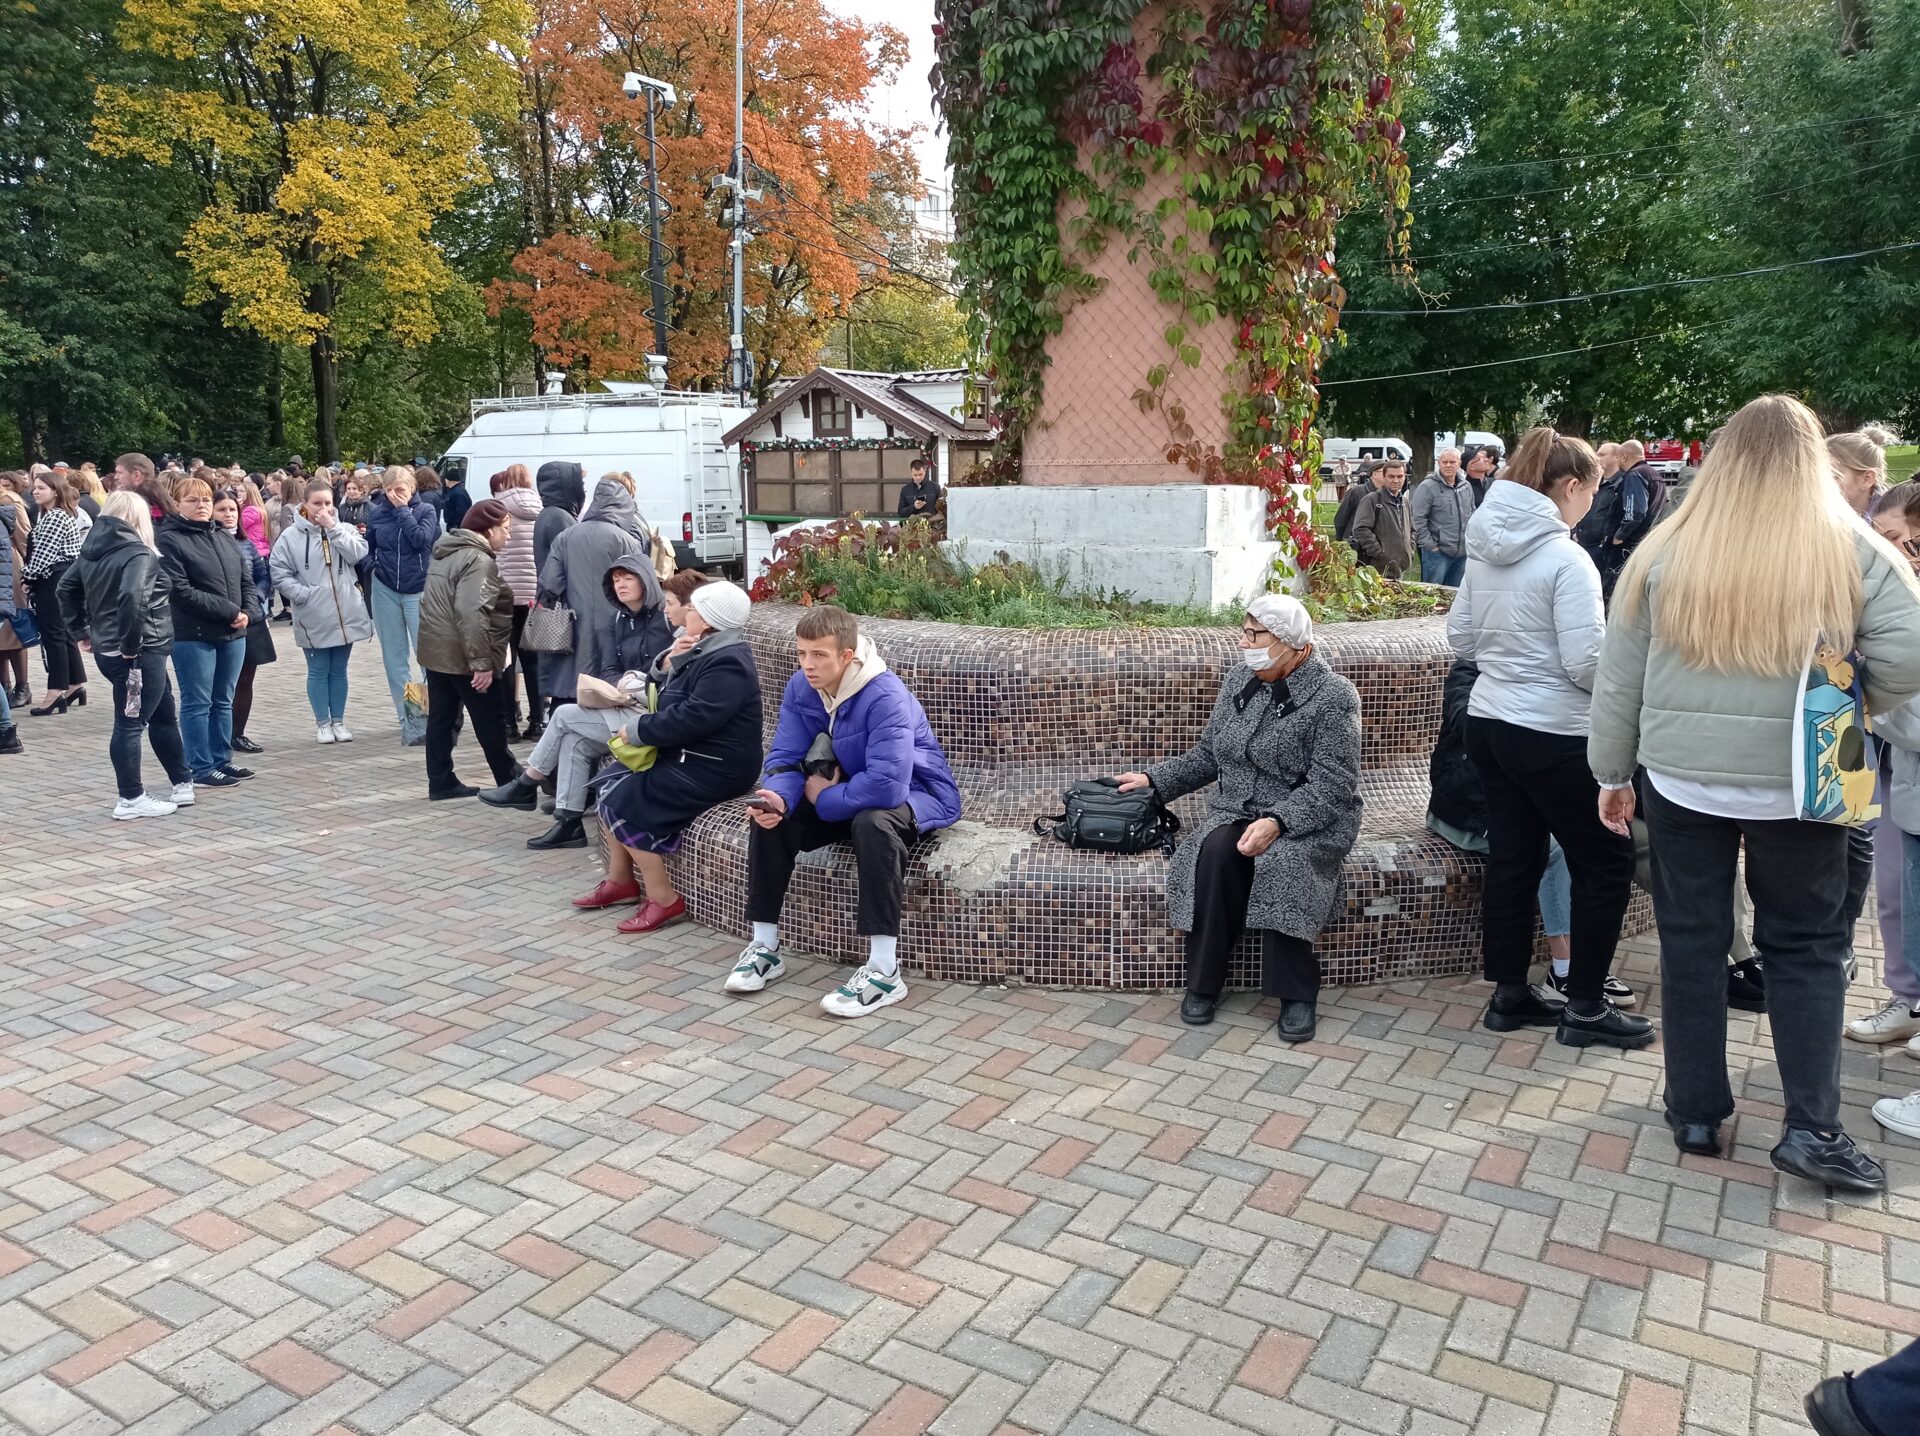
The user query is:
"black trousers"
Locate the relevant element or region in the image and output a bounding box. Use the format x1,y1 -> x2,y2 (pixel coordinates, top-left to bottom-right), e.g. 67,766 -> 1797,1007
424,669 -> 519,794
746,801 -> 917,937
506,605 -> 541,723
1186,821 -> 1320,1001
29,567 -> 85,690
1467,716 -> 1633,1003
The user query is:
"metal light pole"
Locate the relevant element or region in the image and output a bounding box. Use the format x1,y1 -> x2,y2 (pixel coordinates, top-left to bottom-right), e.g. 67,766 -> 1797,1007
642,90 -> 670,362
730,0 -> 748,402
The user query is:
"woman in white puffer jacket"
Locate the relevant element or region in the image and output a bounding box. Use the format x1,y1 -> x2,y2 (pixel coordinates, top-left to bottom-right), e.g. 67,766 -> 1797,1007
1446,426 -> 1653,1051
491,464 -> 545,739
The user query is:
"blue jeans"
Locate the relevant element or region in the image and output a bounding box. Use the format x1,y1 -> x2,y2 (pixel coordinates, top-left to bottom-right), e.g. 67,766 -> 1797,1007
94,651 -> 191,800
304,644 -> 352,724
371,581 -> 424,739
0,681 -> 10,725
172,637 -> 246,779
1852,1337 -> 1920,1432
1538,840 -> 1571,939
1420,549 -> 1466,586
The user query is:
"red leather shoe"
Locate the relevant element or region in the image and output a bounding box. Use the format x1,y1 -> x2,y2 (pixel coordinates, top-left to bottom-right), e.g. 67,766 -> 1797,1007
572,879 -> 640,910
617,896 -> 687,934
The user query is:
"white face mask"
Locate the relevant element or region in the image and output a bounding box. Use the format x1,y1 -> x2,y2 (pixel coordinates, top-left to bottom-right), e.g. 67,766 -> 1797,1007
1242,645 -> 1277,671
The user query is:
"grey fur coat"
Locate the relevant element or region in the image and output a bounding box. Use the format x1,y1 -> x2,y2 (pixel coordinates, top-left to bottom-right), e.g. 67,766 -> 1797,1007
1149,653 -> 1364,939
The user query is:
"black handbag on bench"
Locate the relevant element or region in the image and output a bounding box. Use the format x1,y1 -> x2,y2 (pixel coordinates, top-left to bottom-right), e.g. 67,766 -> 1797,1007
1034,778 -> 1181,857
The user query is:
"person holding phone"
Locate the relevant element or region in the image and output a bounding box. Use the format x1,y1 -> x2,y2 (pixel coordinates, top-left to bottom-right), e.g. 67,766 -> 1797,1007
270,480 -> 373,743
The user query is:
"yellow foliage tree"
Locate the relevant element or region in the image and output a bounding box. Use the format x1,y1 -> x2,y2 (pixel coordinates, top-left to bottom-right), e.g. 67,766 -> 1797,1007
93,0 -> 527,459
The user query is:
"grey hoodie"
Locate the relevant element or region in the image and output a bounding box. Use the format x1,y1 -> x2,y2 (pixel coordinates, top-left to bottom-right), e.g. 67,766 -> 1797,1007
1445,478 -> 1605,737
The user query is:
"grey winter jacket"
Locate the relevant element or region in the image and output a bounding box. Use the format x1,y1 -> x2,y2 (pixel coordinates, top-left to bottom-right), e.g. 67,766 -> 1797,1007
1446,479 -> 1604,737
537,480 -> 659,701
270,514 -> 374,650
1874,701 -> 1920,835
1590,526 -> 1920,788
1148,654 -> 1363,940
1410,473 -> 1476,558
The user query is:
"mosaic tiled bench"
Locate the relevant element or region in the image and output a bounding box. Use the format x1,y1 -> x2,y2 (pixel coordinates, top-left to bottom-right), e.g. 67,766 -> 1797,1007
657,605 -> 1654,990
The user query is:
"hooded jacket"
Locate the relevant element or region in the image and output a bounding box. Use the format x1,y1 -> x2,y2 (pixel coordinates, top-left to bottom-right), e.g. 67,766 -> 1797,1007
538,479 -> 657,699
57,516 -> 171,657
418,529 -> 514,675
597,558 -> 673,678
759,635 -> 964,832
1349,486 -> 1415,578
496,485 -> 543,605
270,514 -> 374,650
156,513 -> 249,644
1410,472 -> 1476,558
365,492 -> 439,594
1446,478 -> 1606,737
531,461 -> 586,580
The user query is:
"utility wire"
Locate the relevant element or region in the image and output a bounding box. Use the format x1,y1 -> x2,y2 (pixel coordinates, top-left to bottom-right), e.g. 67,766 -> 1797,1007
1319,318 -> 1740,387
1346,239 -> 1920,315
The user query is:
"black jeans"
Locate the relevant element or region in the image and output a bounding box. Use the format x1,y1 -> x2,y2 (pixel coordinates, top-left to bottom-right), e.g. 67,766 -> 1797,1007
424,669 -> 519,794
1467,716 -> 1633,1004
1644,780 -> 1848,1132
1185,821 -> 1320,1001
747,801 -> 917,936
29,567 -> 85,690
506,605 -> 541,723
94,651 -> 190,800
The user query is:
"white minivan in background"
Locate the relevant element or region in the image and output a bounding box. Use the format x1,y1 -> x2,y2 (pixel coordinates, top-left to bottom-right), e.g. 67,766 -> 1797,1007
437,382 -> 748,572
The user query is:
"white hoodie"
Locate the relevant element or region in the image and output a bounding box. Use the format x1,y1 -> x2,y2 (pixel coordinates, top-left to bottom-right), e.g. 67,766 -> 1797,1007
1446,478 -> 1606,737
820,635 -> 888,731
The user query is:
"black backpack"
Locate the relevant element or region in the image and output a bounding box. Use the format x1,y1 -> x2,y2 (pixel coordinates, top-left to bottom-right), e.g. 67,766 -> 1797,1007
1034,779 -> 1182,856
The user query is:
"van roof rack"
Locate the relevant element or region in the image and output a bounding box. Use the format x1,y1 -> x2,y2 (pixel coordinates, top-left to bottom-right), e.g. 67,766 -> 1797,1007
470,387 -> 743,418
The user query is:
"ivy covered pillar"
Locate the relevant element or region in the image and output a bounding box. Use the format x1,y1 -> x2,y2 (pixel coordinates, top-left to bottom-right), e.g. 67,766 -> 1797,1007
934,0 -> 1412,604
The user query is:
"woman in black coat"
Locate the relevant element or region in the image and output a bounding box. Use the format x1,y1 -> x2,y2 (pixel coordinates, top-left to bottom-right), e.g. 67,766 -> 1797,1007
156,476 -> 251,786
582,581 -> 763,935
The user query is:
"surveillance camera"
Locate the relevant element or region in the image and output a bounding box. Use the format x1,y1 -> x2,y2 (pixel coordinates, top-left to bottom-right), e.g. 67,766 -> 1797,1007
622,72 -> 677,109
623,72 -> 642,99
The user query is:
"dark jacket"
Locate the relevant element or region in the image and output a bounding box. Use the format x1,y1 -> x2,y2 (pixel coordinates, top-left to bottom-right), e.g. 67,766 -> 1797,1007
1613,460 -> 1661,546
1332,484 -> 1367,543
897,475 -> 940,519
1426,659 -> 1486,845
418,529 -> 513,674
1349,487 -> 1415,578
598,630 -> 764,841
58,516 -> 172,657
596,561 -> 673,679
156,513 -> 248,644
224,525 -> 277,667
440,480 -> 472,533
539,481 -> 657,699
365,493 -> 439,594
338,497 -> 370,533
531,461 -> 586,580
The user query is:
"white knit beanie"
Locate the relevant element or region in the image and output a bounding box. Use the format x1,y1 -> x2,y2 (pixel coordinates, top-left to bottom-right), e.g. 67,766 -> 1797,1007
690,580 -> 752,631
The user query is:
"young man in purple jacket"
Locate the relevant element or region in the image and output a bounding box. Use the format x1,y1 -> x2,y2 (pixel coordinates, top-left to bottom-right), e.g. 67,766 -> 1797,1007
732,605 -> 962,1016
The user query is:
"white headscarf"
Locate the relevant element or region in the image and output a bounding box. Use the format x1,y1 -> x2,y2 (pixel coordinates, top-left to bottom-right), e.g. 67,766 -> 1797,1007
1247,592 -> 1311,649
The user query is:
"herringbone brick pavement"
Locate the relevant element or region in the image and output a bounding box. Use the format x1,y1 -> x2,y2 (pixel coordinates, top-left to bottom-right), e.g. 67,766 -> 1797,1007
3,646 -> 1918,1435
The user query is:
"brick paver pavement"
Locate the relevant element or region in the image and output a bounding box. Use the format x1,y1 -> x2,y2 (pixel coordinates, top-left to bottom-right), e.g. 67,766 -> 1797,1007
4,646 -> 1919,1436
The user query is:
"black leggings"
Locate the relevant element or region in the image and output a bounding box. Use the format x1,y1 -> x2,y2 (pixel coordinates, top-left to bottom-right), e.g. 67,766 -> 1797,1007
232,661 -> 258,737
506,604 -> 541,720
1185,821 -> 1320,1001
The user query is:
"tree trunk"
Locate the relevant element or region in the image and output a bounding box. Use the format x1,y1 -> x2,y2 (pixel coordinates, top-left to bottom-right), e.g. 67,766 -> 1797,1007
307,276 -> 339,462
1407,396 -> 1437,478
1838,0 -> 1871,54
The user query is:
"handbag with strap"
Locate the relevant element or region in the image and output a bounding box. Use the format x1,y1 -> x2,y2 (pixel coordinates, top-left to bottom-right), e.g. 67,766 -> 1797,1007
606,682 -> 661,772
521,599 -> 576,654
1034,778 -> 1181,856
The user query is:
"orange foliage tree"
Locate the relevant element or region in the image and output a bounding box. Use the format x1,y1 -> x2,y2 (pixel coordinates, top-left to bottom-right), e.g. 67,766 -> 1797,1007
486,0 -> 918,393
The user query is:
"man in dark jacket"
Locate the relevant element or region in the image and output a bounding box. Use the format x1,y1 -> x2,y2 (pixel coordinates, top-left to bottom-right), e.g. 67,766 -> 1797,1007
1348,460 -> 1414,578
1461,444 -> 1498,508
157,483 -> 252,786
1332,461 -> 1375,543
1577,440 -> 1657,598
896,457 -> 940,520
733,605 -> 962,1017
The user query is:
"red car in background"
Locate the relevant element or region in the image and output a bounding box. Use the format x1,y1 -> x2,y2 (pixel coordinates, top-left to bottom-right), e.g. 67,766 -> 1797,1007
1644,439 -> 1689,476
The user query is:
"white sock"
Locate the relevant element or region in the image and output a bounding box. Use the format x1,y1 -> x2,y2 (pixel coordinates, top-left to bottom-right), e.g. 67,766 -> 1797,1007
753,923 -> 779,952
1551,957 -> 1570,978
868,936 -> 899,977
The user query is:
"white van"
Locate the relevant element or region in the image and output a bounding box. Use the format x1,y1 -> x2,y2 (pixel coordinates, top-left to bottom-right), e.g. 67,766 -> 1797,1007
1322,435 -> 1412,466
438,383 -> 748,570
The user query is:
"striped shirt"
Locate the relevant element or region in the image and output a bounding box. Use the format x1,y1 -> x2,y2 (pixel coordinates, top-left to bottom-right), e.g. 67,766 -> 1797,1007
23,507 -> 83,579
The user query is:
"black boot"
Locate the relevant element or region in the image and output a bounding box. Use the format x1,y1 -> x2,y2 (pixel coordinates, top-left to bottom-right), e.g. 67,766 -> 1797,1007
0,724 -> 20,755
480,773 -> 540,810
526,812 -> 587,849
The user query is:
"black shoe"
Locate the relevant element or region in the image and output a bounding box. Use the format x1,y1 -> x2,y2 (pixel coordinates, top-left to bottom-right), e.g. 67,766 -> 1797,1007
429,784 -> 478,801
217,765 -> 254,780
1664,1107 -> 1722,1158
526,814 -> 587,849
0,725 -> 20,755
1483,984 -> 1565,1032
523,720 -> 545,742
1556,1004 -> 1656,1050
196,769 -> 241,788
70,687 -> 86,707
1805,1375 -> 1883,1436
1727,956 -> 1766,1013
479,774 -> 540,810
1277,999 -> 1317,1044
1771,1128 -> 1886,1193
1180,990 -> 1216,1026
28,691 -> 75,716
232,735 -> 264,754
1545,968 -> 1637,1009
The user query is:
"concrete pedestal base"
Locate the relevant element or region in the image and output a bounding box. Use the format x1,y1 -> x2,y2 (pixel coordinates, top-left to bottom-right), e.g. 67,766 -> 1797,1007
945,484 -> 1284,608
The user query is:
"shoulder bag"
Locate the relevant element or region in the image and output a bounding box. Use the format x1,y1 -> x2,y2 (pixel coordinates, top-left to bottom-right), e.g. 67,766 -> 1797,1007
521,599 -> 576,654
1034,778 -> 1181,857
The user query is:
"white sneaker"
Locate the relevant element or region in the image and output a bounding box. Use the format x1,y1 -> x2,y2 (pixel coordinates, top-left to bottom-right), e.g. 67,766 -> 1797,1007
819,966 -> 908,1018
113,794 -> 177,821
1873,1090 -> 1920,1140
724,943 -> 787,994
316,723 -> 335,745
331,721 -> 353,743
170,782 -> 196,807
1848,996 -> 1920,1044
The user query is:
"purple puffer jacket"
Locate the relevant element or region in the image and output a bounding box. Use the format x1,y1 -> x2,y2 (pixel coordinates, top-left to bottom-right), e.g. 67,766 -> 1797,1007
760,670 -> 963,832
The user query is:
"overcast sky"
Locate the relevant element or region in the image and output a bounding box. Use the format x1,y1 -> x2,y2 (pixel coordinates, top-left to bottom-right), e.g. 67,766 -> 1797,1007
828,0 -> 949,188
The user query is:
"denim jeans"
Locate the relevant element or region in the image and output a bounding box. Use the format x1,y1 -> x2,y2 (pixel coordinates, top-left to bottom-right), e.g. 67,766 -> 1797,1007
1537,840 -> 1571,939
371,580 -> 423,738
303,644 -> 352,724
94,651 -> 190,800
172,637 -> 246,778
1852,1336 -> 1920,1433
1882,817 -> 1917,1000
528,703 -> 627,813
1419,549 -> 1466,586
1644,780 -> 1849,1132
0,680 -> 10,725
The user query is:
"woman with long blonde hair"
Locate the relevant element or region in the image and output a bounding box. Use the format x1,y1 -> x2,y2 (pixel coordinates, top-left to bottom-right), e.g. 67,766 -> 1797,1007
1590,394 -> 1920,1191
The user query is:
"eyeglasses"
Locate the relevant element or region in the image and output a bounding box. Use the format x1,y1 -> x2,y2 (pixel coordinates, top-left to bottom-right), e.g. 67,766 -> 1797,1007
1240,626 -> 1271,641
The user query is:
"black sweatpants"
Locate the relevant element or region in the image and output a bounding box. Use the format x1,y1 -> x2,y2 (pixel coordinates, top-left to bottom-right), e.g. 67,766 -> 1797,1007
1467,715 -> 1633,1004
1185,821 -> 1320,1001
746,801 -> 917,937
424,669 -> 519,794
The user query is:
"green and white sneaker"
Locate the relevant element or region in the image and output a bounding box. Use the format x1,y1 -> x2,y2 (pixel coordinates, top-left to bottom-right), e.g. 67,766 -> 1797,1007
725,943 -> 786,994
820,966 -> 907,1018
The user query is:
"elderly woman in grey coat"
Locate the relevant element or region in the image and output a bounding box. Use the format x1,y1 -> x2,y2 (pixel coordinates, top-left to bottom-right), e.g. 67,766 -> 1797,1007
1116,594 -> 1363,1043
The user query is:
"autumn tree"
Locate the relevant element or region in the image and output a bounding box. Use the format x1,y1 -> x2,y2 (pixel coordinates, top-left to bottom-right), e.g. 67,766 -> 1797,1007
92,0 -> 528,460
